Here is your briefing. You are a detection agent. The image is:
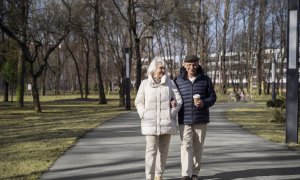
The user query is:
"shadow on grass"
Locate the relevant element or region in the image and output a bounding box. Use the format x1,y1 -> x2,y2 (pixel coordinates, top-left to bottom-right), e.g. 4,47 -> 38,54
0,104 -> 127,145
0,97 -> 129,179
224,104 -> 300,151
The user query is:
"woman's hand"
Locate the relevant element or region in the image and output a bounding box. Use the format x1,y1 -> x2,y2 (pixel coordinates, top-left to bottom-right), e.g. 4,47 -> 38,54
170,100 -> 177,108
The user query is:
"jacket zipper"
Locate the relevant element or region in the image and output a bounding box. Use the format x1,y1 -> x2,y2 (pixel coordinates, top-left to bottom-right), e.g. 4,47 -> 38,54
190,80 -> 194,123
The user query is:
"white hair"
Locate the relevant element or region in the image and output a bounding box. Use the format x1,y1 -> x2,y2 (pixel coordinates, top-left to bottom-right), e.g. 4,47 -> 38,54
147,57 -> 169,76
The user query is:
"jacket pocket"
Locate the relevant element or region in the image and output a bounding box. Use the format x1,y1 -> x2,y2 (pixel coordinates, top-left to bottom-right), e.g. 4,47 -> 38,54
170,108 -> 177,118
138,109 -> 146,119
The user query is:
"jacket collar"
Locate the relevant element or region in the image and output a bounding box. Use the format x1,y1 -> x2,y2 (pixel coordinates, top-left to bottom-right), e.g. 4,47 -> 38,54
149,74 -> 167,85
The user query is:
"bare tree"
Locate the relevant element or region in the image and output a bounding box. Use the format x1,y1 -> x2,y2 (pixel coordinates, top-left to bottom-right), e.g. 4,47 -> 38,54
1,0 -> 290,105
220,0 -> 231,94
93,0 -> 107,104
211,0 -> 221,86
0,0 -> 71,112
273,0 -> 287,96
243,0 -> 257,94
65,39 -> 84,98
99,0 -> 129,106
256,0 -> 268,95
64,0 -> 92,98
0,0 -> 28,107
113,0 -> 180,91
82,34 -> 91,98
0,38 -> 18,102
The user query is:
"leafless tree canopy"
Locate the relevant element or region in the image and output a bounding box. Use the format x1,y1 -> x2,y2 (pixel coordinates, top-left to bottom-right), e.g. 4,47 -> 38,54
0,0 -> 289,110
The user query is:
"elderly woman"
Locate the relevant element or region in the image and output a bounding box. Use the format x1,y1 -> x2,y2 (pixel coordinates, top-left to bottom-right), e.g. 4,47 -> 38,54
135,57 -> 182,180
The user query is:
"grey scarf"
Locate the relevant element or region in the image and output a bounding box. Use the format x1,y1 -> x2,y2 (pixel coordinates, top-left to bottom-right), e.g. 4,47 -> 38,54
151,76 -> 161,88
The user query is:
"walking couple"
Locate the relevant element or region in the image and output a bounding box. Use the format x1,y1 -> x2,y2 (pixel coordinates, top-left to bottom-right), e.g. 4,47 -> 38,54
135,55 -> 217,180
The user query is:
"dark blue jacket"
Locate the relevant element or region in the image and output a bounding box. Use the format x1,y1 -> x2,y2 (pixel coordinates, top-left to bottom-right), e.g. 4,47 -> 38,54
174,66 -> 216,125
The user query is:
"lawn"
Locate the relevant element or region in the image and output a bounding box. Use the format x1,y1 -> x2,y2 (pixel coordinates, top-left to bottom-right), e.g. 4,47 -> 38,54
224,103 -> 300,152
0,94 -> 129,179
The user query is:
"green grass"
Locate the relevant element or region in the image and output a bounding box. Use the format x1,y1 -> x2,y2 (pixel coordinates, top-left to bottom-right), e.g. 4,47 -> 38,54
216,92 -> 275,103
225,103 -> 300,152
0,94 -> 129,179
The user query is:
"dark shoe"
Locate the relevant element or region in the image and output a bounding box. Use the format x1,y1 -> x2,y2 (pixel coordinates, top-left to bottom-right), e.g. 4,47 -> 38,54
191,175 -> 198,180
181,176 -> 191,180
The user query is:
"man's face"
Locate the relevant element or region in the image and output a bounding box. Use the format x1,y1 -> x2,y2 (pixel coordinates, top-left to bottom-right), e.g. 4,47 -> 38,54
184,61 -> 198,76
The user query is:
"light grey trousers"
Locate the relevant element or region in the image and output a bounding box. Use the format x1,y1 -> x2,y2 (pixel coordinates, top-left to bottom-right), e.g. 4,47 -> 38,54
179,124 -> 207,177
145,134 -> 171,180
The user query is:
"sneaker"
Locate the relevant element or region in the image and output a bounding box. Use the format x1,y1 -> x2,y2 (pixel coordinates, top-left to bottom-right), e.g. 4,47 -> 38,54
181,176 -> 191,180
191,175 -> 198,180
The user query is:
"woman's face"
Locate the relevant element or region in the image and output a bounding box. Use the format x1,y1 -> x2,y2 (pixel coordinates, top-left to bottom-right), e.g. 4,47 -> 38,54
153,62 -> 165,79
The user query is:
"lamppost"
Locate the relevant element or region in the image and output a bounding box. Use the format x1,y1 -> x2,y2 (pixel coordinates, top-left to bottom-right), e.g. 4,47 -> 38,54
55,44 -> 62,95
271,52 -> 276,102
125,47 -> 131,110
286,0 -> 299,143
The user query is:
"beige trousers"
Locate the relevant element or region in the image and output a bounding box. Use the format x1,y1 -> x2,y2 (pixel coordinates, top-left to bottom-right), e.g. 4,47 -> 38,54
179,124 -> 207,177
145,134 -> 171,180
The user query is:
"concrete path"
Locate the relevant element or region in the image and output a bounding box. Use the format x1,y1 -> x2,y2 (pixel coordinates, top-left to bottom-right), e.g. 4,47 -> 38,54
41,103 -> 300,180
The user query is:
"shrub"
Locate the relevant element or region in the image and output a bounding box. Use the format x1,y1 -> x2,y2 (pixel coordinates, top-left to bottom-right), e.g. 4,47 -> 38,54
266,100 -> 274,107
235,93 -> 241,101
269,107 -> 286,123
266,99 -> 284,108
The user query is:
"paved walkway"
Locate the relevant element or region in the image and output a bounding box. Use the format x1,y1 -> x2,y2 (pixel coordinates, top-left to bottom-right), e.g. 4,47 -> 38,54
41,103 -> 300,180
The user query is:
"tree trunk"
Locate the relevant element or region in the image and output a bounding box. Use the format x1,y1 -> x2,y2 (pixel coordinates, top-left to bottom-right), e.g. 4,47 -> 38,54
29,63 -> 41,112
256,51 -> 263,95
3,81 -> 9,102
10,83 -> 13,102
84,40 -> 90,99
15,0 -> 28,107
54,49 -> 61,95
256,0 -> 268,95
73,58 -> 83,98
278,1 -> 286,96
220,0 -> 230,94
16,50 -> 25,107
246,0 -> 257,94
32,77 -> 41,112
213,4 -> 219,86
41,65 -> 47,96
134,36 -> 142,91
65,41 -> 84,98
94,0 -> 107,104
199,1 -> 209,72
127,0 -> 142,91
118,78 -> 125,107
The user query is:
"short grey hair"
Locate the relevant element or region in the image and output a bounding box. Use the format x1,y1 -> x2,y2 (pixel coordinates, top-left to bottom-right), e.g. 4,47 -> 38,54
147,57 -> 169,76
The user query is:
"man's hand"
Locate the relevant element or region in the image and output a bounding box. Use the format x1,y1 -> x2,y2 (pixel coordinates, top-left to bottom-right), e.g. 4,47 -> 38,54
195,100 -> 204,108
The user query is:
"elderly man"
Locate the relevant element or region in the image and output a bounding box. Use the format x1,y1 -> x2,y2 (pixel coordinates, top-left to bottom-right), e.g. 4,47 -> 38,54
174,55 -> 217,180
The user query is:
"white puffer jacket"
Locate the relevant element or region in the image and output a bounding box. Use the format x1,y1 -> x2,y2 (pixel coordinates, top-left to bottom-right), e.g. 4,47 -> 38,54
135,75 -> 182,135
